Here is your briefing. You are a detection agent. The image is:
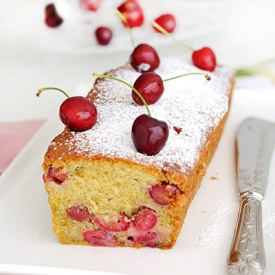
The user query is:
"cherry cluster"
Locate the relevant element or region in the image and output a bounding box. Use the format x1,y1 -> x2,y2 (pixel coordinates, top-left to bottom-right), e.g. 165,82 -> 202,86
44,1 -> 216,72
43,1 -> 171,46
40,0 -> 214,156
37,44 -> 209,156
93,42 -> 210,156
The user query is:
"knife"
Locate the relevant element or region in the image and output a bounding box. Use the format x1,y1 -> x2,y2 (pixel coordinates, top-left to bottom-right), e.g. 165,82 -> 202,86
227,117 -> 275,275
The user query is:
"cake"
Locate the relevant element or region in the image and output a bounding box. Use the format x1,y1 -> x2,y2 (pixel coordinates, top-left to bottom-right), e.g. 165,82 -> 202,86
42,57 -> 235,249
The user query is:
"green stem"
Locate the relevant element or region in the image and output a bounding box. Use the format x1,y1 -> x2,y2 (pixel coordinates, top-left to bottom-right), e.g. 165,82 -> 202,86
93,73 -> 151,117
163,72 -> 210,82
152,21 -> 194,51
236,68 -> 274,78
116,10 -> 135,49
36,87 -> 70,98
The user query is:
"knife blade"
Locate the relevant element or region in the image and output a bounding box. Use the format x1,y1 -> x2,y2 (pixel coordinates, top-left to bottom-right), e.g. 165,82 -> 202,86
227,117 -> 275,275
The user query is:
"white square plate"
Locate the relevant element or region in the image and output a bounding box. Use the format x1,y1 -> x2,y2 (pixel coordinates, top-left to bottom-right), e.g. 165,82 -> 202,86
1,88 -> 275,275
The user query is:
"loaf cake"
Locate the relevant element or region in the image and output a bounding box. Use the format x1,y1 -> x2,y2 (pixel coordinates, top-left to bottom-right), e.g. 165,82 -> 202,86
42,57 -> 235,249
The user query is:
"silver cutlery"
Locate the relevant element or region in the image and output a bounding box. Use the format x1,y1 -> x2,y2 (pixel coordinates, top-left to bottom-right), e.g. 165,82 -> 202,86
227,117 -> 275,275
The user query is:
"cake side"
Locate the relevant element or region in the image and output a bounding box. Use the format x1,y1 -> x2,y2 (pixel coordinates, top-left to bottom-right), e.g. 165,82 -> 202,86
42,58 -> 235,249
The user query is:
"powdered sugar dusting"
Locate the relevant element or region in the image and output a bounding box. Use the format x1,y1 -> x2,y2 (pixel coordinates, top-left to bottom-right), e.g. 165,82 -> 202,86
137,63 -> 151,72
53,58 -> 234,176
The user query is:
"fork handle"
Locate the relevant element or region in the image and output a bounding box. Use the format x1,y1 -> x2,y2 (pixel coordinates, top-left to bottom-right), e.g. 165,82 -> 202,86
227,192 -> 265,275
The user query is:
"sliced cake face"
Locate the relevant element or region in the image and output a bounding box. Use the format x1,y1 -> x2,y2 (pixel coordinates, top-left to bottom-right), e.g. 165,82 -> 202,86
43,159 -> 190,248
43,58 -> 234,249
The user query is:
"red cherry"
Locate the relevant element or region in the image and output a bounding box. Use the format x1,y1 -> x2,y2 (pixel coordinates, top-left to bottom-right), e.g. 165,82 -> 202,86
95,26 -> 113,45
131,114 -> 169,155
132,72 -> 164,105
42,166 -> 67,184
133,232 -> 157,247
94,213 -> 130,232
45,16 -> 63,28
37,88 -> 97,132
192,47 -> 216,72
59,96 -> 97,131
132,208 -> 158,233
130,43 -> 160,73
44,4 -> 63,28
79,0 -> 101,11
149,183 -> 183,206
83,230 -> 118,246
66,205 -> 91,221
45,3 -> 56,17
117,0 -> 144,28
153,13 -> 176,34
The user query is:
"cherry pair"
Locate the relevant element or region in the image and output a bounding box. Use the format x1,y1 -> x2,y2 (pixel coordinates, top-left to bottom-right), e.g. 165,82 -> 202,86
130,44 -> 215,75
120,16 -> 215,73
117,2 -> 176,33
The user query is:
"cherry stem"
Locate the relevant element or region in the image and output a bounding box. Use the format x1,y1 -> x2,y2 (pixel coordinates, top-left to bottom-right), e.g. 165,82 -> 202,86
163,72 -> 211,82
152,21 -> 194,51
93,73 -> 151,117
36,87 -> 70,98
116,9 -> 135,49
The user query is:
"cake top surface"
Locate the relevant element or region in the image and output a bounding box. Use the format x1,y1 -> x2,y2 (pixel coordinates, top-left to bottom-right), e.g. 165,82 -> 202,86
50,58 -> 234,176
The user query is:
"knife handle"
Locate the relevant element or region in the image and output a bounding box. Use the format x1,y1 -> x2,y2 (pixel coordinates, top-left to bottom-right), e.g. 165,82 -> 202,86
227,192 -> 265,275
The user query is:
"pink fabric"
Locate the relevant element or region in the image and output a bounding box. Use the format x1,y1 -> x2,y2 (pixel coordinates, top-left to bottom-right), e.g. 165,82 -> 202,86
0,120 -> 44,174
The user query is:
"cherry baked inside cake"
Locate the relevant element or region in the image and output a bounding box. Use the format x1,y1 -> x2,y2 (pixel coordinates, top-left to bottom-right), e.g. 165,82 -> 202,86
42,57 -> 234,249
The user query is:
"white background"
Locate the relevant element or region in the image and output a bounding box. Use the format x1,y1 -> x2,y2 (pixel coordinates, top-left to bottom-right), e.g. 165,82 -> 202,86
1,0 -> 275,122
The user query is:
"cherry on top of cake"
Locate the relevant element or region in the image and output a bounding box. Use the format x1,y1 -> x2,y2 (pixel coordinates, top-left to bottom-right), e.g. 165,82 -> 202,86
48,58 -> 234,175
41,3 -> 228,172
92,63 -> 210,156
